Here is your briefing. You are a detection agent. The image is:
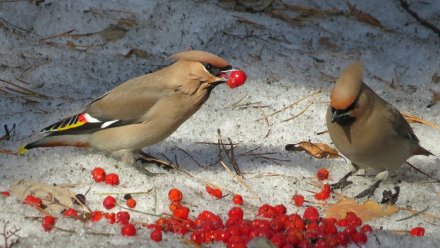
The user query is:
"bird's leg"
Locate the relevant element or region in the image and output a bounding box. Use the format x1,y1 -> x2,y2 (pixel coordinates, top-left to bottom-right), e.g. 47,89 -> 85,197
330,171 -> 353,190
136,150 -> 177,171
354,170 -> 388,199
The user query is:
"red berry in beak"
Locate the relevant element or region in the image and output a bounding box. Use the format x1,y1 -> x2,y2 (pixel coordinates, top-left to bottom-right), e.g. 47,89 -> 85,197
227,70 -> 247,88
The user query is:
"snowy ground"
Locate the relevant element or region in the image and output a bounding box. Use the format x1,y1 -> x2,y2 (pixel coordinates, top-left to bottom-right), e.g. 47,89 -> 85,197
1,0 -> 440,247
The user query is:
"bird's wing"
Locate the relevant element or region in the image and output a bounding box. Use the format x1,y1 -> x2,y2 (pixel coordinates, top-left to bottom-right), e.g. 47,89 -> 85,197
42,80 -> 173,136
386,105 -> 419,143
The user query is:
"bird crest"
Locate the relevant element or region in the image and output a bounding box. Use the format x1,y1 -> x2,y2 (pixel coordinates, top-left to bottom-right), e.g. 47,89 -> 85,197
168,50 -> 230,68
331,61 -> 364,110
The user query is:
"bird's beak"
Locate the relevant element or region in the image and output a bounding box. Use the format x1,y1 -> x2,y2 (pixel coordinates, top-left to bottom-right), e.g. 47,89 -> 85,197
216,67 -> 241,83
331,110 -> 351,123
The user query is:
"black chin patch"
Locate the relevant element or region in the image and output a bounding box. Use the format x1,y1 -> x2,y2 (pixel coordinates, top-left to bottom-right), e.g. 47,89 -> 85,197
335,115 -> 356,125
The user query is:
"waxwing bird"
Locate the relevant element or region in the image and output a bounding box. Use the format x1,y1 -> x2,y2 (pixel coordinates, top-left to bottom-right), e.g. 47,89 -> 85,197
326,61 -> 432,198
19,50 -> 247,165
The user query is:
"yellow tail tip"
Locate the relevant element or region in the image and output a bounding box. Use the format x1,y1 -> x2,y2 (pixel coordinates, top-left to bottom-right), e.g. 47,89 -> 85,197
18,146 -> 28,155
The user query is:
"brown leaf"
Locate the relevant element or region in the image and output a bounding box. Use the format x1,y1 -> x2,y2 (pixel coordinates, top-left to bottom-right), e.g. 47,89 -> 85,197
347,2 -> 382,27
100,24 -> 128,41
66,41 -> 76,49
427,90 -> 440,108
270,9 -> 303,27
285,141 -> 340,159
10,180 -> 76,214
124,48 -> 152,59
432,73 -> 440,84
326,198 -> 399,221
318,37 -> 339,50
402,112 -> 440,130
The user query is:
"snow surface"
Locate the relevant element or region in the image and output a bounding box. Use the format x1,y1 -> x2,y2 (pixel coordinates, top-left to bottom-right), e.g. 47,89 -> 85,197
1,0 -> 440,247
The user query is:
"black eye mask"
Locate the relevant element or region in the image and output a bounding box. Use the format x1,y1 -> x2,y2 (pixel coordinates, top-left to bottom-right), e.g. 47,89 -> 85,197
203,63 -> 232,76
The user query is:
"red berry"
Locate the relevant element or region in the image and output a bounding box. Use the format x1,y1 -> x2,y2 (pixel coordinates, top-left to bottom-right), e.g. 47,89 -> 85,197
206,185 -> 223,199
228,207 -> 244,220
227,70 -> 247,88
173,206 -> 190,220
316,168 -> 329,181
410,227 -> 425,237
352,232 -> 368,244
232,194 -> 243,205
105,173 -> 120,186
274,204 -> 287,215
105,212 -> 116,224
336,232 -> 349,246
190,231 -> 204,244
24,195 -> 43,208
121,223 -> 136,236
257,204 -> 278,219
102,195 -> 116,210
315,239 -> 329,248
1,191 -> 10,197
116,211 -> 130,224
170,201 -> 181,212
271,233 -> 287,247
303,206 -> 320,222
42,215 -> 56,231
150,228 -> 162,242
168,188 -> 183,202
126,198 -> 136,208
63,208 -> 78,217
90,210 -> 103,222
292,194 -> 305,207
345,211 -> 362,227
360,224 -> 373,233
91,167 -> 106,182
314,184 -> 331,201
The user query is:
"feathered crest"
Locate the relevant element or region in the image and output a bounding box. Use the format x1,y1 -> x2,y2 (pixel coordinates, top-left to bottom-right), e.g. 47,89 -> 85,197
168,50 -> 229,68
331,61 -> 364,110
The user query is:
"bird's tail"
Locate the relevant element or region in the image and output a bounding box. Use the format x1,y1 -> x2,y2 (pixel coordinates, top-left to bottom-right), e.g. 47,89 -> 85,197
18,134 -> 91,155
413,145 -> 434,157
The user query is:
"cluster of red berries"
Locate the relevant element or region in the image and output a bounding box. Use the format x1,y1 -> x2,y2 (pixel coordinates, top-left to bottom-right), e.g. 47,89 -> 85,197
5,166 -> 429,244
146,188 -> 376,247
91,167 -> 120,186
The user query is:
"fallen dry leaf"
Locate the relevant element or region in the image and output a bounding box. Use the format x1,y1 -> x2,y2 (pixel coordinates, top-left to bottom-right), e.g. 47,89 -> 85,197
402,112 -> 440,130
10,180 -> 76,214
100,18 -> 137,42
285,141 -> 340,159
318,37 -> 339,50
270,9 -> 303,27
326,198 -> 399,221
347,2 -> 382,27
432,73 -> 440,84
124,48 -> 152,59
427,90 -> 440,108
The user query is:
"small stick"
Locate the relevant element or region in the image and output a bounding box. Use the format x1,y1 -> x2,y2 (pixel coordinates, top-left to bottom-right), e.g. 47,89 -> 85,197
281,94 -> 317,122
175,147 -> 205,168
255,90 -> 321,121
405,161 -> 440,182
396,206 -> 429,222
219,160 -> 261,201
398,0 -> 440,38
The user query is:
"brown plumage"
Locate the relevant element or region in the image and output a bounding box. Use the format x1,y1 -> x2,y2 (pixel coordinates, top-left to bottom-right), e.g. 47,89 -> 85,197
326,61 -> 431,179
20,50 -> 244,164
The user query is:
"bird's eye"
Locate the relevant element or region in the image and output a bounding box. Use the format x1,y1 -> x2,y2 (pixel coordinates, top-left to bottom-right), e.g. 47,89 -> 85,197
205,63 -> 213,71
204,63 -> 221,76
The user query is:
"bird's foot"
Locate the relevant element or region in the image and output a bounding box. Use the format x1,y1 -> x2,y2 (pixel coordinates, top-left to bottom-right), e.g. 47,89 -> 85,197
355,179 -> 382,199
137,151 -> 177,171
330,171 -> 353,190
